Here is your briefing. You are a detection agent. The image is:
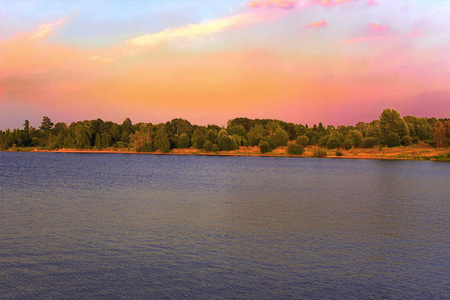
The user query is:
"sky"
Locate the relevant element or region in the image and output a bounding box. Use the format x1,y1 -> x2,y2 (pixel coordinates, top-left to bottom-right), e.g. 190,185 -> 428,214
0,0 -> 449,129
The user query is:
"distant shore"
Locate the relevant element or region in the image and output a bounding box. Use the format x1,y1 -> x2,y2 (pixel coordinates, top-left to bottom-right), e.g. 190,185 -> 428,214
4,143 -> 449,161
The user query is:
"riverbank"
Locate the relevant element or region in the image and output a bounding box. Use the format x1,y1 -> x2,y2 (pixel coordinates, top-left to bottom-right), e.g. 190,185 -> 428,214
4,143 -> 450,161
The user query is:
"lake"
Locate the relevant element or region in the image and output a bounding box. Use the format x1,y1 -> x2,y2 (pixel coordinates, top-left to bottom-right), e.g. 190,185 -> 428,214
0,152 -> 449,299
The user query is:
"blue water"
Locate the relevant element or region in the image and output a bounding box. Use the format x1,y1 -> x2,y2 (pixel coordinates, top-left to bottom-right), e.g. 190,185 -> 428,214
0,152 -> 449,299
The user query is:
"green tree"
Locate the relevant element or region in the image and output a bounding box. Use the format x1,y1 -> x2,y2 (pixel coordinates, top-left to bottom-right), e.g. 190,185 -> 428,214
287,142 -> 304,155
346,130 -> 363,147
191,129 -> 205,149
64,134 -> 75,148
385,133 -> 400,147
73,124 -> 91,149
121,117 -> 133,134
218,129 -> 237,151
271,127 -> 289,148
95,133 -> 102,150
206,129 -> 218,144
154,125 -> 170,153
178,133 -> 190,148
40,116 -> 54,132
361,137 -> 377,148
203,140 -> 213,151
306,131 -> 320,145
326,136 -> 341,149
379,109 -> 409,145
342,138 -> 353,150
101,133 -> 112,148
296,135 -> 309,147
247,124 -> 265,146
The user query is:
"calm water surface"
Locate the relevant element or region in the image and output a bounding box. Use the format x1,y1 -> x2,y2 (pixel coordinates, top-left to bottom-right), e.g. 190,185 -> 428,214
0,152 -> 449,299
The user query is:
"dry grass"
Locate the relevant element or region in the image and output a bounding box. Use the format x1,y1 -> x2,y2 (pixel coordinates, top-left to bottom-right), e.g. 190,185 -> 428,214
9,142 -> 450,161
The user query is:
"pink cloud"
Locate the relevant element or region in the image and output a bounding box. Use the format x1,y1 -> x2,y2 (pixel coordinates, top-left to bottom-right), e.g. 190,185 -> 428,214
28,17 -> 68,40
307,20 -> 328,28
369,23 -> 389,34
248,0 -> 297,9
409,29 -> 424,38
311,0 -> 353,7
340,35 -> 394,45
368,0 -> 375,6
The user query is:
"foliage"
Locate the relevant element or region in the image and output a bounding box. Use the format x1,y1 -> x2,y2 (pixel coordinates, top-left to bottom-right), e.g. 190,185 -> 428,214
326,136 -> 341,149
379,108 -> 409,145
342,138 -> 353,150
203,140 -> 213,152
1,109 -> 447,152
40,116 -> 54,132
247,124 -> 265,146
130,124 -> 153,152
401,135 -> 412,146
154,125 -> 170,153
312,148 -> 327,158
287,142 -> 304,155
178,133 -> 190,149
258,141 -> 271,154
433,121 -> 448,147
335,150 -> 343,156
346,130 -> 363,147
385,133 -> 400,147
191,129 -> 205,149
361,137 -> 378,148
218,129 -> 237,151
271,127 -> 289,148
296,135 -> 309,147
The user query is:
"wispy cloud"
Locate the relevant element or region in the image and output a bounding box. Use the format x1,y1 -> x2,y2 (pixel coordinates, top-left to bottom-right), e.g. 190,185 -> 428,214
369,23 -> 389,34
340,35 -> 394,45
311,0 -> 353,7
88,55 -> 114,64
28,16 -> 69,40
126,13 -> 258,46
307,20 -> 328,28
248,0 -> 298,9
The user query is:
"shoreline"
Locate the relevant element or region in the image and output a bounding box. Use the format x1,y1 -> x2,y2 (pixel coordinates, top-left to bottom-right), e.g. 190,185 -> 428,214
3,144 -> 449,161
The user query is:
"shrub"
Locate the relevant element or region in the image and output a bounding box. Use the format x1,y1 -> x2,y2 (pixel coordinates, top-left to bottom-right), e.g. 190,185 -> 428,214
401,135 -> 412,146
342,138 -> 353,150
259,141 -> 271,154
115,141 -> 127,149
203,140 -> 213,151
361,137 -> 377,148
386,133 -> 400,147
296,135 -> 309,147
335,150 -> 343,156
312,147 -> 327,158
211,144 -> 218,152
287,142 -> 305,155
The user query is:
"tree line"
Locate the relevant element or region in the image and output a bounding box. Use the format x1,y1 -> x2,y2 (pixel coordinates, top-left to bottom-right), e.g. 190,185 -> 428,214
0,109 -> 449,153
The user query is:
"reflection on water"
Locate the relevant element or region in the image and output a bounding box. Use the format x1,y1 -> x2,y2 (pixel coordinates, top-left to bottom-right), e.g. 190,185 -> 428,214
0,152 -> 449,299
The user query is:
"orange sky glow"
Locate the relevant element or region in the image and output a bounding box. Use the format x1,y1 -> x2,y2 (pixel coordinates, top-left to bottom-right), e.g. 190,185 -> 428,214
0,0 -> 449,129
